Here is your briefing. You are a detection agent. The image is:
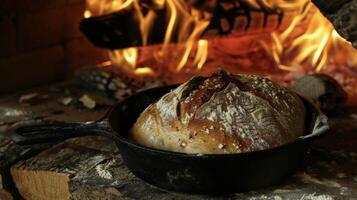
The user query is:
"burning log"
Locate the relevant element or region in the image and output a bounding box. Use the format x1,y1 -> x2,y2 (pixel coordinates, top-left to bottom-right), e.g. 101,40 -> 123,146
312,0 -> 357,48
290,74 -> 347,112
80,0 -> 303,49
75,67 -> 165,100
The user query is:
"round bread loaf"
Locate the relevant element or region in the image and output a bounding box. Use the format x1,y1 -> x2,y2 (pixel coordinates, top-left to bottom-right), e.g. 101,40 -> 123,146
130,70 -> 306,154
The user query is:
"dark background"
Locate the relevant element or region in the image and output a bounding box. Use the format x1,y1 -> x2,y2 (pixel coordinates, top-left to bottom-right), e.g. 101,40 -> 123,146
0,0 -> 108,92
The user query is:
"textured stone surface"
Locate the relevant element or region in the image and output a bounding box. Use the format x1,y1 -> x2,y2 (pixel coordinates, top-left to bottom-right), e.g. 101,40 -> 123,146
0,81 -> 356,199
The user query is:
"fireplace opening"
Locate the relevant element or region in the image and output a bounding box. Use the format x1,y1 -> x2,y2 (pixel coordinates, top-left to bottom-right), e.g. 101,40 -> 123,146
81,0 -> 357,104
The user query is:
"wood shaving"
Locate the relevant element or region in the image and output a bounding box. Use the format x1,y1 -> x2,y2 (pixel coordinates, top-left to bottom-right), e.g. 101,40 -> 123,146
58,97 -> 73,105
79,95 -> 96,109
218,144 -> 225,149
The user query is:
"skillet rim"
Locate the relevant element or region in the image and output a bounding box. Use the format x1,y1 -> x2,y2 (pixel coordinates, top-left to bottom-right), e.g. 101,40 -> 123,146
106,85 -> 328,158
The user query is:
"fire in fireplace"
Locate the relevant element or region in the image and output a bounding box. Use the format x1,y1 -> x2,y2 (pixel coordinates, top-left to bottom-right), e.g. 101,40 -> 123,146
81,0 -> 357,103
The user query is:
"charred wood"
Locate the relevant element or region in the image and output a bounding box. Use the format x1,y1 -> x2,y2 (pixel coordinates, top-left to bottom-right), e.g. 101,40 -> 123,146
311,0 -> 350,15
75,67 -> 164,100
312,0 -> 357,48
80,1 -> 301,49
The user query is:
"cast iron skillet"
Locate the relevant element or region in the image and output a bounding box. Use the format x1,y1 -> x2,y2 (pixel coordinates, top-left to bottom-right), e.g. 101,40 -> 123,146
11,85 -> 329,194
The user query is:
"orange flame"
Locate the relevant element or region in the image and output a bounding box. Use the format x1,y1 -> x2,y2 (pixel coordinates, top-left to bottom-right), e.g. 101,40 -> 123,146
85,0 -> 211,75
85,0 -> 357,79
194,39 -> 208,70
262,4 -> 357,72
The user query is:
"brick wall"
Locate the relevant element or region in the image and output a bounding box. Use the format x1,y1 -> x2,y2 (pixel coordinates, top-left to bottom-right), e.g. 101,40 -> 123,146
0,0 -> 108,92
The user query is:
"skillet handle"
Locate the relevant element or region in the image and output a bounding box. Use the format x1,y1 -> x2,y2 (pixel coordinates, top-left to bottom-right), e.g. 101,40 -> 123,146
11,120 -> 117,145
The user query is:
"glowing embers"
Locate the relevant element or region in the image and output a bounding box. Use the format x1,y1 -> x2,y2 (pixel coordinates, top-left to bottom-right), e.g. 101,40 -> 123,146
107,38 -> 209,78
83,0 -> 357,100
107,48 -> 155,76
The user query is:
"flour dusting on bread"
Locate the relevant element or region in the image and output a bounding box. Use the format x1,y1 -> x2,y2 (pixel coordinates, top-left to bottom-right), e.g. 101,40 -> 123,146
130,70 -> 305,154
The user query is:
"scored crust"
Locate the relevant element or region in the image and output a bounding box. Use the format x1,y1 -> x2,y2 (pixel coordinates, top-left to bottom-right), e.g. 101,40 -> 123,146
130,70 -> 306,154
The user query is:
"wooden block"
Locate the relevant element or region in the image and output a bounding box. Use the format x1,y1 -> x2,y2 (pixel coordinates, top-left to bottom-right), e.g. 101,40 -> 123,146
11,136 -> 119,200
12,171 -> 70,200
17,8 -> 66,51
65,4 -> 85,40
0,135 -> 52,200
9,135 -> 205,200
0,82 -> 114,199
0,46 -> 65,92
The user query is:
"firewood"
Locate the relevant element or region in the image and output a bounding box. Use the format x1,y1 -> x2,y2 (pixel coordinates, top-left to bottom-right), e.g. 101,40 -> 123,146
75,67 -> 131,99
0,82 -> 114,199
10,136 -> 121,200
290,74 -> 347,112
312,0 -> 357,48
0,135 -> 51,200
75,67 -> 164,100
80,1 -> 304,49
11,136 -> 205,200
0,176 -> 13,200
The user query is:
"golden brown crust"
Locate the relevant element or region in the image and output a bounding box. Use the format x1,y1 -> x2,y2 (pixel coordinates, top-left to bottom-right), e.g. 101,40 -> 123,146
130,70 -> 306,154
